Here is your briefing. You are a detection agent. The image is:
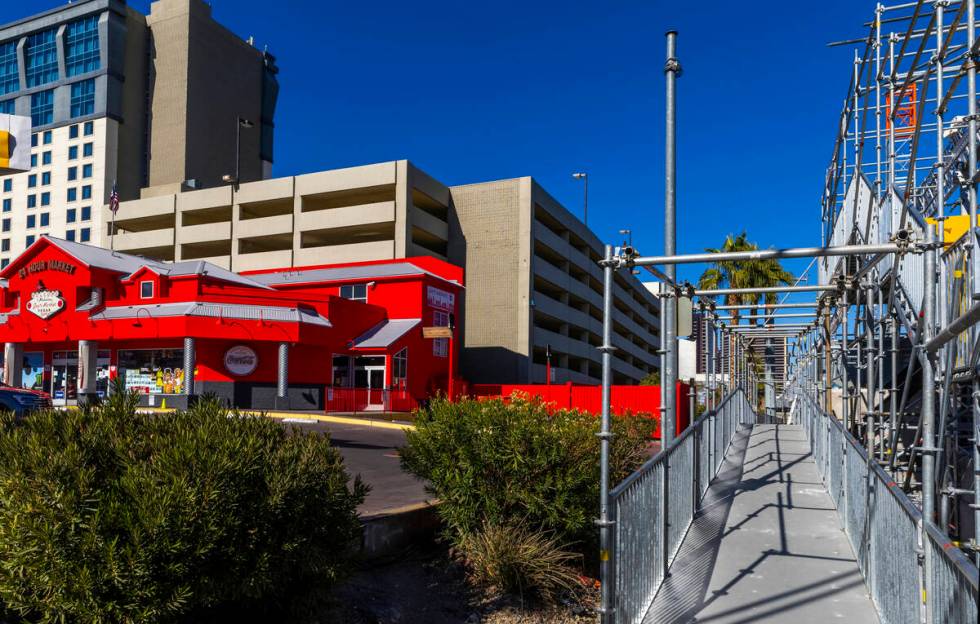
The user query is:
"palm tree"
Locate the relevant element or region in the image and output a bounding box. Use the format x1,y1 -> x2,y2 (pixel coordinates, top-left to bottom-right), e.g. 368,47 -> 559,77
697,231 -> 795,326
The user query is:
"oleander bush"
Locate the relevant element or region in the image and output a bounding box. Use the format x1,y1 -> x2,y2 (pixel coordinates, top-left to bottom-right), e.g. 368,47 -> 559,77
401,395 -> 656,598
0,388 -> 367,623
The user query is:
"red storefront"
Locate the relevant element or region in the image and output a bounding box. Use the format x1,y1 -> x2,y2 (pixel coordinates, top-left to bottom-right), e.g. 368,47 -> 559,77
0,236 -> 463,411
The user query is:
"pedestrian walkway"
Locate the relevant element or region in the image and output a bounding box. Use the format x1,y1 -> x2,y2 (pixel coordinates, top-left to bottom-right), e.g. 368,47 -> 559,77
644,424 -> 879,623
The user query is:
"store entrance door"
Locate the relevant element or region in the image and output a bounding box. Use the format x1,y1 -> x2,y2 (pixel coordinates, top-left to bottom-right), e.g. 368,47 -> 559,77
51,351 -> 78,406
354,356 -> 386,410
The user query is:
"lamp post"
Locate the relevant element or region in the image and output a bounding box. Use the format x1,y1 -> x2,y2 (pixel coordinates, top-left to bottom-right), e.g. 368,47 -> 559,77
619,228 -> 633,249
230,117 -> 254,189
572,172 -> 588,225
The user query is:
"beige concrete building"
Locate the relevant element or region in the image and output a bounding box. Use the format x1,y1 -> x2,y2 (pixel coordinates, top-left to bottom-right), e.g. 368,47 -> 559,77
449,177 -> 660,385
104,160 -> 451,270
109,161 -> 660,384
0,0 -> 277,268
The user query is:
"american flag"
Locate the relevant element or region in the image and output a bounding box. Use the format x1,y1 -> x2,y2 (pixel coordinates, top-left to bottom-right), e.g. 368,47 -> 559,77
109,182 -> 119,214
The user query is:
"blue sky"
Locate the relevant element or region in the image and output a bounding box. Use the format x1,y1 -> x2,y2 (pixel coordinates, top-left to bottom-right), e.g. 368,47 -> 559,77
12,0 -> 880,284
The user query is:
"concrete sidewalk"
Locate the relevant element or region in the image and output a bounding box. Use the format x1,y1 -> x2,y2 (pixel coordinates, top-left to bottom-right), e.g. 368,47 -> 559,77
645,423 -> 879,624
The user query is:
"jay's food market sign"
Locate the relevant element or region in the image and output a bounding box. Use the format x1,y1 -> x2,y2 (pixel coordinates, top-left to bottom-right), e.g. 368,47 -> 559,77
27,290 -> 65,319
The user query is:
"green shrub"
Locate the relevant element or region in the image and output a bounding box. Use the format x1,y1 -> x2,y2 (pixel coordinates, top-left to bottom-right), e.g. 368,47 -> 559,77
0,390 -> 367,623
457,520 -> 579,602
400,395 -> 656,550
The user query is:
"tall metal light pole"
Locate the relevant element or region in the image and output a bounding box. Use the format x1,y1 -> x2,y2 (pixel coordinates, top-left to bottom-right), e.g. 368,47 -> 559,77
234,117 -> 254,190
572,172 -> 588,225
619,228 -> 633,249
663,31 -> 681,445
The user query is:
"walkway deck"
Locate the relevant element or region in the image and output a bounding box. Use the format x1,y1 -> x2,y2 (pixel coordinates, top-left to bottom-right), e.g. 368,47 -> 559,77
644,424 -> 880,624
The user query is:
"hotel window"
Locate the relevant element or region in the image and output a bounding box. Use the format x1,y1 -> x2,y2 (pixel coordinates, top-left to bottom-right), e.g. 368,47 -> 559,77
40,192 -> 50,207
81,186 -> 92,200
340,283 -> 368,302
68,167 -> 77,181
0,100 -> 13,115
43,131 -> 52,145
42,152 -> 51,166
0,259 -> 8,269
27,195 -> 36,209
25,30 -> 59,87
67,188 -> 77,202
140,281 -> 154,299
2,219 -> 9,232
84,121 -> 94,136
65,230 -> 75,242
70,79 -> 96,118
81,206 -> 91,220
2,179 -> 10,192
1,240 -> 8,252
41,172 -> 50,186
40,213 -> 49,228
26,215 -> 35,229
82,164 -> 93,179
1,199 -> 9,212
68,146 -> 78,160
66,208 -> 76,223
30,154 -> 37,168
27,175 -> 36,188
31,91 -> 54,127
83,143 -> 93,157
65,16 -> 100,77
69,125 -> 79,139
392,348 -> 408,390
31,134 -> 37,148
0,42 -> 18,95
80,228 -> 90,242
25,235 -> 35,247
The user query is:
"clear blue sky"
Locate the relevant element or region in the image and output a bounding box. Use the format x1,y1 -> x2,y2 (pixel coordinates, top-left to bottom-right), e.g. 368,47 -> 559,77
12,0 -> 880,284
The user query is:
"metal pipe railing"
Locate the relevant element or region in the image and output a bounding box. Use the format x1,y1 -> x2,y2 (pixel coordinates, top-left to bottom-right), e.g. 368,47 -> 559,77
607,389 -> 753,624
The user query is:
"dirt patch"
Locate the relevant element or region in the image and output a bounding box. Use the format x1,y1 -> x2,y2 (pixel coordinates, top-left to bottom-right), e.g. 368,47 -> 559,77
320,546 -> 598,623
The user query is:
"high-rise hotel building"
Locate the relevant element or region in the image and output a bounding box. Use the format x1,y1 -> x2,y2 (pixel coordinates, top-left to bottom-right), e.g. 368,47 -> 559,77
0,0 -> 278,268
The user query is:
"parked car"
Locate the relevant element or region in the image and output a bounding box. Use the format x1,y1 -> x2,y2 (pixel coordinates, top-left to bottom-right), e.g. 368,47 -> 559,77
0,385 -> 52,418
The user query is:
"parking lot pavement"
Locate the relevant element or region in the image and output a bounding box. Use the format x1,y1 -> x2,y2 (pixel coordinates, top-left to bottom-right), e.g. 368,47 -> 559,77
280,418 -> 432,516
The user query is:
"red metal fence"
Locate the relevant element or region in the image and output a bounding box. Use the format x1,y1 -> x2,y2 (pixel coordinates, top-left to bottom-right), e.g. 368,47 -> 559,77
470,382 -> 691,439
324,387 -> 418,415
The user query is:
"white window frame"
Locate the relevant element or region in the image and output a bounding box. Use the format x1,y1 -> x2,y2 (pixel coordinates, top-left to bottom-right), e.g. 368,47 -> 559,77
340,283 -> 368,303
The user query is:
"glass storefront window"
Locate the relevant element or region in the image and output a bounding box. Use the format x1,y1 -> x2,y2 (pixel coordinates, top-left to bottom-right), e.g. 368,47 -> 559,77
118,349 -> 185,395
22,352 -> 43,391
332,355 -> 351,387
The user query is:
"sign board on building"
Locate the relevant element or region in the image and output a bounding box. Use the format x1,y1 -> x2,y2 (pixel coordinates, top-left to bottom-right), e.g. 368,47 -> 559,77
0,114 -> 32,175
224,345 -> 258,376
26,290 -> 65,319
426,286 -> 455,311
422,326 -> 453,339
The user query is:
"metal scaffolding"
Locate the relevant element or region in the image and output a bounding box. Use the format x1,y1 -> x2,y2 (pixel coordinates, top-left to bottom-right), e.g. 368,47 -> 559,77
599,4 -> 980,621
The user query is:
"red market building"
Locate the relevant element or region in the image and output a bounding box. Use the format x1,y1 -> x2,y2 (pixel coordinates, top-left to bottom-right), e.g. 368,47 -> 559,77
0,236 -> 463,411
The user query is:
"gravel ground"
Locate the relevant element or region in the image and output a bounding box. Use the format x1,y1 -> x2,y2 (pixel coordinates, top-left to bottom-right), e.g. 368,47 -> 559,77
320,546 -> 598,624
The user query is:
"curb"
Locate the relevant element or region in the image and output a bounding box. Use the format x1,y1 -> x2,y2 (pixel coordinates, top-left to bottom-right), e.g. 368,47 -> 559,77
360,501 -> 442,558
132,407 -> 415,431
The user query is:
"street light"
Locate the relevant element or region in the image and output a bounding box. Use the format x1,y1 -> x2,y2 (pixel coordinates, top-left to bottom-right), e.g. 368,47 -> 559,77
226,117 -> 255,189
619,228 -> 633,249
572,172 -> 588,226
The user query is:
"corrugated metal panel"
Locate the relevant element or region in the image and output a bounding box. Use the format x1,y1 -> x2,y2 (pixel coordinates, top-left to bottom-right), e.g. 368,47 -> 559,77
352,318 -> 420,348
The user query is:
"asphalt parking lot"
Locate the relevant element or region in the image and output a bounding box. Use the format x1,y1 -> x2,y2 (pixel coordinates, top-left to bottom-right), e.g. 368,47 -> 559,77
281,418 -> 431,516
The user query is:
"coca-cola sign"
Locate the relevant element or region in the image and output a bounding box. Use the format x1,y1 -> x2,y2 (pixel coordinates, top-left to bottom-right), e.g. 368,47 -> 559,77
26,289 -> 65,319
224,345 -> 258,376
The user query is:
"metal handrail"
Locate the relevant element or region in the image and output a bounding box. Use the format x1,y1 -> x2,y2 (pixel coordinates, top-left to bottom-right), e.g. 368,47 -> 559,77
795,390 -> 979,623
608,388 -> 753,624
